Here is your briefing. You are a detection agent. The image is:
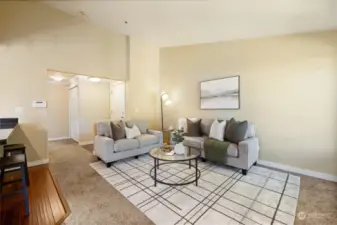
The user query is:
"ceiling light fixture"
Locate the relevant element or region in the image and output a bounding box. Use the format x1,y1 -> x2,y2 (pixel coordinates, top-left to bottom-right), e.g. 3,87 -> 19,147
89,77 -> 101,82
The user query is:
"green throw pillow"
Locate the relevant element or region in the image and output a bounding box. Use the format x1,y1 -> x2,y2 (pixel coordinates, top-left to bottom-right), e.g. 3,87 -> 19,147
225,118 -> 248,143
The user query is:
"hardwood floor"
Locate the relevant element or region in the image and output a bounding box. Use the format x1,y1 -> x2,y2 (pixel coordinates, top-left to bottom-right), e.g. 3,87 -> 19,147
0,165 -> 70,225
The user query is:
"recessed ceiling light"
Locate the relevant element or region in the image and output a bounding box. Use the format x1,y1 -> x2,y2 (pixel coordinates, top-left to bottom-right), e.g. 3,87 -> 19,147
50,75 -> 63,82
89,77 -> 101,82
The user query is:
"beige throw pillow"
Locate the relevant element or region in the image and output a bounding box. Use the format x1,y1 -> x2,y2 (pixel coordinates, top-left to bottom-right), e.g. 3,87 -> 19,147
209,120 -> 227,141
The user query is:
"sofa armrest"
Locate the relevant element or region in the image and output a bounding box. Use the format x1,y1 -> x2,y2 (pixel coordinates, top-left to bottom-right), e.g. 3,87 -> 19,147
147,129 -> 163,145
238,137 -> 260,169
94,135 -> 114,162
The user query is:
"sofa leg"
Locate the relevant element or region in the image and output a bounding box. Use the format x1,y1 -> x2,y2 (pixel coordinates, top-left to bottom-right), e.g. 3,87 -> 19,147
201,158 -> 207,162
253,161 -> 257,166
242,169 -> 247,175
106,162 -> 113,168
134,156 -> 139,159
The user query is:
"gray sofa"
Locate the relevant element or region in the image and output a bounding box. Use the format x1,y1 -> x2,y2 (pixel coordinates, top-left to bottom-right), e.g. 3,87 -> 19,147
174,118 -> 259,175
94,120 -> 163,167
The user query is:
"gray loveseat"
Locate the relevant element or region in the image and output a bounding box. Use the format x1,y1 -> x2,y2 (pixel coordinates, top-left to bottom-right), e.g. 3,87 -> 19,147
94,120 -> 163,167
174,118 -> 259,175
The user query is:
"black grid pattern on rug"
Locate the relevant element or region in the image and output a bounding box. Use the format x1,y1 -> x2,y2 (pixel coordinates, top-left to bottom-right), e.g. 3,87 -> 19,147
90,155 -> 300,225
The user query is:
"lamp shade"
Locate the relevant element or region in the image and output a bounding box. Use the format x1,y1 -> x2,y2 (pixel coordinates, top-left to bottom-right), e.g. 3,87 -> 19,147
161,93 -> 169,101
160,92 -> 171,131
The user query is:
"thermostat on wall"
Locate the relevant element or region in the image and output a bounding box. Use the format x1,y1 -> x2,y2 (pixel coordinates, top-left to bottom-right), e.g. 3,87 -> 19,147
32,101 -> 47,108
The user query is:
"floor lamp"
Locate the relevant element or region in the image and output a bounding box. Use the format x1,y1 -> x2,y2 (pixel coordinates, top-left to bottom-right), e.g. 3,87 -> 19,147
161,92 -> 171,131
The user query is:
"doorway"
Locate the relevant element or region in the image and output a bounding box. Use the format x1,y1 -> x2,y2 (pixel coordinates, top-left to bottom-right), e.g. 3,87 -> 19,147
110,81 -> 126,121
47,70 -> 126,144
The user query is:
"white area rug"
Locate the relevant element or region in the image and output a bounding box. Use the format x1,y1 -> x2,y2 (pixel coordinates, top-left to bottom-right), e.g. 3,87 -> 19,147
90,155 -> 300,225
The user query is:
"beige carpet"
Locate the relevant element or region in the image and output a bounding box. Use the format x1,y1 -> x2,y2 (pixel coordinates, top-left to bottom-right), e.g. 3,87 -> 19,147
50,140 -> 337,225
48,140 -> 154,225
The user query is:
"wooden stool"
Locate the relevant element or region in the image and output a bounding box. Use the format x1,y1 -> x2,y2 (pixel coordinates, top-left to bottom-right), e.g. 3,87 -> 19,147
3,144 -> 29,186
0,154 -> 30,216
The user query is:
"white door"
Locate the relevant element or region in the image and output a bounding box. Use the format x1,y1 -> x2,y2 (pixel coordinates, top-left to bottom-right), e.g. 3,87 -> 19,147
110,81 -> 126,121
69,86 -> 79,141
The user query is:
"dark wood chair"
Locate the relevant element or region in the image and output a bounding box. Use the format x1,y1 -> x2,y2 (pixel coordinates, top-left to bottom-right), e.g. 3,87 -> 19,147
0,154 -> 30,216
3,144 -> 29,186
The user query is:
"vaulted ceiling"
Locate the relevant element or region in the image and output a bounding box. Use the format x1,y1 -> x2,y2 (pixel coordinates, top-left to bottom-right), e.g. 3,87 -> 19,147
46,0 -> 337,47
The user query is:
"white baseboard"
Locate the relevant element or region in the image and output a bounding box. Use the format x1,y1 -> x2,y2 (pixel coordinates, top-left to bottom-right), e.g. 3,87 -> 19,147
258,160 -> 337,182
48,136 -> 70,141
28,158 -> 49,167
79,141 -> 93,146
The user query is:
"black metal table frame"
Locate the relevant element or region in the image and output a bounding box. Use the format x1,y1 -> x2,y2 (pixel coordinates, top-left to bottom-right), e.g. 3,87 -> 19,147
150,156 -> 201,187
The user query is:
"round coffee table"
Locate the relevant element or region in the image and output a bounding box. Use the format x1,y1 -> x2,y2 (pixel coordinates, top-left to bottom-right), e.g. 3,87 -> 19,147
149,147 -> 201,187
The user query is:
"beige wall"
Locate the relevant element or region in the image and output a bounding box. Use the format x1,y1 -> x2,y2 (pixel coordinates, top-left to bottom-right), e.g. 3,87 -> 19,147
0,1 -> 128,163
160,30 -> 337,176
78,78 -> 110,142
47,83 -> 69,139
126,37 -> 161,129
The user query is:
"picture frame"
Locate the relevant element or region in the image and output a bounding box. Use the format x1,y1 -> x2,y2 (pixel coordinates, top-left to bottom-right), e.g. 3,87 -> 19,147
200,75 -> 240,109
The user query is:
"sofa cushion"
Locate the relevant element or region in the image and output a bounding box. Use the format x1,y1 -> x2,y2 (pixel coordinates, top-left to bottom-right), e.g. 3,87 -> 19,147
186,119 -> 202,136
111,121 -> 126,140
96,122 -> 113,138
114,139 -> 139,152
200,119 -> 214,136
126,120 -> 148,134
136,134 -> 159,147
225,118 -> 248,143
183,136 -> 205,149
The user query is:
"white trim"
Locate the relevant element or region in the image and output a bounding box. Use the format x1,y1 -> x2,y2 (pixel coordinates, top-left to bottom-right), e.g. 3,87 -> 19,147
258,160 -> 337,182
79,141 -> 93,146
28,158 -> 49,167
48,136 -> 69,141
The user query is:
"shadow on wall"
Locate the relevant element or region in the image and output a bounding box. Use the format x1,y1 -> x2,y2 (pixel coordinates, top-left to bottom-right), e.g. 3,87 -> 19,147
7,124 -> 48,163
0,1 -> 85,43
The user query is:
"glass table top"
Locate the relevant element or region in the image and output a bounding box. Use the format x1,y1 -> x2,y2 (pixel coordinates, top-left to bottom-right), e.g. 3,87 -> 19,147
149,146 -> 200,161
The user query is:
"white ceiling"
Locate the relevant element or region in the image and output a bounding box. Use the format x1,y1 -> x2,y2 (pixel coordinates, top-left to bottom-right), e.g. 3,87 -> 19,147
46,0 -> 337,47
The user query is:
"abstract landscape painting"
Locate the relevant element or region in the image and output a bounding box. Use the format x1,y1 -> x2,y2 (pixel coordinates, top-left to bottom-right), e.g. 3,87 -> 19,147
200,76 -> 240,109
